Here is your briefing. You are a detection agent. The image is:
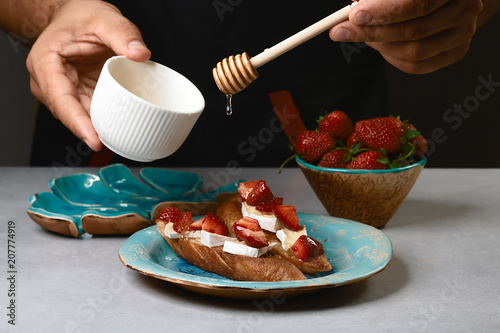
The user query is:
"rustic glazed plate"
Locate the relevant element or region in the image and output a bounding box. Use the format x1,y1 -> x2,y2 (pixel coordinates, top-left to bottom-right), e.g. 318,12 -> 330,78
27,164 -> 239,237
119,213 -> 392,299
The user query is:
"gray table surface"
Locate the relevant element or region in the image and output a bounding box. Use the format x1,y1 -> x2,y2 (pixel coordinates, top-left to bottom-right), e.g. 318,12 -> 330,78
0,166 -> 499,333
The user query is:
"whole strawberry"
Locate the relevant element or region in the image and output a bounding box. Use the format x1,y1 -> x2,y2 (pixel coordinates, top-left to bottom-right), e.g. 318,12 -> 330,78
346,151 -> 388,170
346,132 -> 365,149
295,130 -> 334,164
406,123 -> 428,158
317,110 -> 354,143
355,117 -> 406,155
318,149 -> 349,168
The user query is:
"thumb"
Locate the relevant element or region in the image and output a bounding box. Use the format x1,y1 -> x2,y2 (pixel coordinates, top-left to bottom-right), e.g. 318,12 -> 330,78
93,4 -> 151,62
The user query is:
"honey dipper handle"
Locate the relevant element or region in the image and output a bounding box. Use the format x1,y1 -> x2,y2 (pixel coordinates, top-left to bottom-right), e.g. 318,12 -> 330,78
250,2 -> 357,69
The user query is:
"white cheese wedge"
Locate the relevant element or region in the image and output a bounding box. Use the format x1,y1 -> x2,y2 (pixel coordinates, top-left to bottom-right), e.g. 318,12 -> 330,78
164,223 -> 201,239
222,240 -> 272,258
200,230 -> 235,248
183,230 -> 201,239
164,222 -> 180,239
276,226 -> 307,250
241,202 -> 281,232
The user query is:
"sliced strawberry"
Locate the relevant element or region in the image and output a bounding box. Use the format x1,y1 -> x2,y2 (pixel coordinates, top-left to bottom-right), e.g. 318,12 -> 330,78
273,205 -> 300,231
237,180 -> 259,201
189,217 -> 204,230
158,206 -> 181,223
291,235 -> 325,262
201,213 -> 228,236
173,211 -> 193,233
234,227 -> 269,248
158,207 -> 193,233
234,217 -> 269,248
255,197 -> 283,213
234,216 -> 261,231
246,180 -> 275,206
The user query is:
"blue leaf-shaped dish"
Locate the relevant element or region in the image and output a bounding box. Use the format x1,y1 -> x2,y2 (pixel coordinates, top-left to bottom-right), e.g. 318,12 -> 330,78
119,213 -> 393,298
27,164 -> 239,237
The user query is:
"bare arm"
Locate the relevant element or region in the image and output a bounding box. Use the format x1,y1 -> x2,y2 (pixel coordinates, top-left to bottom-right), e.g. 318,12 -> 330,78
0,0 -> 68,43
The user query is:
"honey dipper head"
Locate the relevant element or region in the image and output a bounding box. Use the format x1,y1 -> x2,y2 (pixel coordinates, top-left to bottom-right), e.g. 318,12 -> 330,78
213,52 -> 259,95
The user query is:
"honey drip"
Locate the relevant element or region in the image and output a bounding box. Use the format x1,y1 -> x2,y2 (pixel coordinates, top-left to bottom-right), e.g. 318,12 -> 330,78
226,94 -> 233,116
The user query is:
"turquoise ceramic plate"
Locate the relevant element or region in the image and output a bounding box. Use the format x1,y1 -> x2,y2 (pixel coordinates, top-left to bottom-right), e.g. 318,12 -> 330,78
27,164 -> 239,237
119,213 -> 392,299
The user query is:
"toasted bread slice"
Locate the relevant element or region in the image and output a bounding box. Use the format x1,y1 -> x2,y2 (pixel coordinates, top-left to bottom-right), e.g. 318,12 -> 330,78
157,221 -> 306,281
217,194 -> 332,274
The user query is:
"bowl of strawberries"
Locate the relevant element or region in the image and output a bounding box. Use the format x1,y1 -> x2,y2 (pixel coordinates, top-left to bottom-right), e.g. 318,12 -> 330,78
288,111 -> 427,228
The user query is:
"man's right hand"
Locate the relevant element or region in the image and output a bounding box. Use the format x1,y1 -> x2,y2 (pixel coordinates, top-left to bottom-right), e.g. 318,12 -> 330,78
26,0 -> 151,151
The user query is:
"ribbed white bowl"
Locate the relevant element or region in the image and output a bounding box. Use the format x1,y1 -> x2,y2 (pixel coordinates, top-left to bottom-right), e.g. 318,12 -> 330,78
91,56 -> 205,162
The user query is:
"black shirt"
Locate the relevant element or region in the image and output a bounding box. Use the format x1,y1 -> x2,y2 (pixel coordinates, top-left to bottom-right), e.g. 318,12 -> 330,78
31,0 -> 387,167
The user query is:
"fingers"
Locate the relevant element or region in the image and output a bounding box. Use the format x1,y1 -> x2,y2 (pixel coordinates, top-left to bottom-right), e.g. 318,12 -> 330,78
92,2 -> 151,62
27,53 -> 102,151
367,28 -> 472,74
329,0 -> 482,73
376,42 -> 471,74
365,24 -> 472,60
24,0 -> 152,152
332,0 -> 480,43
349,0 -> 449,26
332,6 -> 445,43
53,94 -> 103,151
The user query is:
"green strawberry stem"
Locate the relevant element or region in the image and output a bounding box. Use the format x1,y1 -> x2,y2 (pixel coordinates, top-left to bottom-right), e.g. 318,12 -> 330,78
381,142 -> 417,169
278,154 -> 298,173
337,143 -> 371,164
392,142 -> 416,164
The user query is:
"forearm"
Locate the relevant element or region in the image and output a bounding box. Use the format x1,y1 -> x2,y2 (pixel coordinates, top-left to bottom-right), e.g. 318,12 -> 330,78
0,0 -> 70,43
478,0 -> 500,27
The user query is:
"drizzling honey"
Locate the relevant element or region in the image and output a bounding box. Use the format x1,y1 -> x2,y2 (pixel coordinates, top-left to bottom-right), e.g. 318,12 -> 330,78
226,94 -> 233,116
213,3 -> 357,97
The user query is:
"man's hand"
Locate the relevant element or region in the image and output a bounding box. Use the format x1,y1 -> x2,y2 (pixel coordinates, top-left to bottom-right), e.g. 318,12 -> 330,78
330,0 -> 483,74
25,0 -> 151,150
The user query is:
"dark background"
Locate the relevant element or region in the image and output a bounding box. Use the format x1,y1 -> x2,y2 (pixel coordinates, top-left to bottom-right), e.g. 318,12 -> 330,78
385,12 -> 500,168
1,11 -> 499,167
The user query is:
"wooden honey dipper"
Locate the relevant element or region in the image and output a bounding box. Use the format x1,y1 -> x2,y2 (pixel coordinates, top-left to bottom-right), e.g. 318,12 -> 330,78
213,1 -> 362,95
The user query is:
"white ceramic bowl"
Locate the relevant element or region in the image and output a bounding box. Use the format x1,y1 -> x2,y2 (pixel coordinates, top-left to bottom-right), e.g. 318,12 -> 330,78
91,56 -> 205,162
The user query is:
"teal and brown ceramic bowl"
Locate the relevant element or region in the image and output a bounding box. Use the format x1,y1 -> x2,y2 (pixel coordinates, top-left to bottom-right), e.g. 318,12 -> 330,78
296,156 -> 426,228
